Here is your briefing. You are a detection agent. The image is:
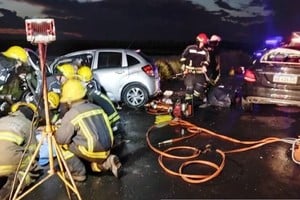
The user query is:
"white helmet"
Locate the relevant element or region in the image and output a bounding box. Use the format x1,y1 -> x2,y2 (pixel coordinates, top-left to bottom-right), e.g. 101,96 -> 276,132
210,35 -> 222,42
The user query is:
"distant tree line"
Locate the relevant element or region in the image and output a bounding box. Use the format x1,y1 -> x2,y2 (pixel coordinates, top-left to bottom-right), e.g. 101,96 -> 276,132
1,38 -> 258,57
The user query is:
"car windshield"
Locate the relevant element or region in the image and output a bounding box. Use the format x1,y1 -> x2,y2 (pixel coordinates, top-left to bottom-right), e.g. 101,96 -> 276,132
261,48 -> 300,64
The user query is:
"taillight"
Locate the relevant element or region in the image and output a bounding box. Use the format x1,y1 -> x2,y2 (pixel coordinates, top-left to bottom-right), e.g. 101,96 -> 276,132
142,65 -> 155,77
244,69 -> 256,82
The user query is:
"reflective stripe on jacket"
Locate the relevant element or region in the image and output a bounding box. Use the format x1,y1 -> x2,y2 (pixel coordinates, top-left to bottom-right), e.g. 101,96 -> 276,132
0,131 -> 24,145
71,108 -> 113,151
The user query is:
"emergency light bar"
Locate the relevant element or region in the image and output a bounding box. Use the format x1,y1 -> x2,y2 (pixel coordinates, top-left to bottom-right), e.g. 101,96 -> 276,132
265,36 -> 283,47
25,18 -> 56,44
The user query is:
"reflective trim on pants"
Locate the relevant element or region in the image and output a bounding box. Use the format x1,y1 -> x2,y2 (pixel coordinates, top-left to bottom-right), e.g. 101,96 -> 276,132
78,145 -> 110,159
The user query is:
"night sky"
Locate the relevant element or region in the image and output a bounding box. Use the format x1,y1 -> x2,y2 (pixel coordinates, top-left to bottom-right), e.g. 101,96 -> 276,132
0,0 -> 300,53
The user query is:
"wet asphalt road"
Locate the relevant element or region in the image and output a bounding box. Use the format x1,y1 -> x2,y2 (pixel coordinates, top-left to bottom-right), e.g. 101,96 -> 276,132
5,77 -> 300,200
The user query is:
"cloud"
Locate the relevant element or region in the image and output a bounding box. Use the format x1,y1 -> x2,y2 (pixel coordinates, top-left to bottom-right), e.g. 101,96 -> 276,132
186,0 -> 273,21
0,0 -> 46,18
214,0 -> 241,11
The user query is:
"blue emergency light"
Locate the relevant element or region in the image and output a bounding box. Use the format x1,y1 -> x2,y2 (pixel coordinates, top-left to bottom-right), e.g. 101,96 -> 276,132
265,36 -> 283,47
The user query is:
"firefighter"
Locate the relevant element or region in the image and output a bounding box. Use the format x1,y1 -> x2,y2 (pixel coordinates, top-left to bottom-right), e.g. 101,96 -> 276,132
206,34 -> 222,86
47,63 -> 76,94
55,79 -> 122,182
198,34 -> 223,108
45,63 -> 76,120
0,102 -> 41,199
77,65 -> 123,136
0,46 -> 29,113
180,33 -> 210,104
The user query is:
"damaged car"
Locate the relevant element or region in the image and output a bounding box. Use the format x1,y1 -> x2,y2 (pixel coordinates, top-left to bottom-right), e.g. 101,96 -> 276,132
242,35 -> 300,111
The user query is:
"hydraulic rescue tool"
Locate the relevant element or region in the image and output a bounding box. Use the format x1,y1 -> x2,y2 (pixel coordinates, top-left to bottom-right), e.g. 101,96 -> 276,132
145,90 -> 193,118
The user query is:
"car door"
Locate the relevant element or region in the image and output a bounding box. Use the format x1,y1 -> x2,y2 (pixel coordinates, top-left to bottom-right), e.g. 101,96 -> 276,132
93,50 -> 129,101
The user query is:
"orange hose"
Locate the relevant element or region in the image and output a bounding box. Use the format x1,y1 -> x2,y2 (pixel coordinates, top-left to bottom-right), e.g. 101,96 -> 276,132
146,118 -> 282,184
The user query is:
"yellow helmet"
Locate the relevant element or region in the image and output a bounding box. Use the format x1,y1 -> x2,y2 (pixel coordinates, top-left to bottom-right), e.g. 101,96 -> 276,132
2,46 -> 28,63
48,91 -> 60,109
78,65 -> 93,82
60,79 -> 87,103
11,102 -> 37,113
57,64 -> 76,79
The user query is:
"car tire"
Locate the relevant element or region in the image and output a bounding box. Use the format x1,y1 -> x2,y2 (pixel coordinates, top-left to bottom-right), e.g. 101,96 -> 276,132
241,97 -> 253,112
122,84 -> 148,108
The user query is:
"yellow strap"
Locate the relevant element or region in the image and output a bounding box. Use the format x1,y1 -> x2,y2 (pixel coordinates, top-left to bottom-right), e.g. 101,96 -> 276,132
0,131 -> 24,145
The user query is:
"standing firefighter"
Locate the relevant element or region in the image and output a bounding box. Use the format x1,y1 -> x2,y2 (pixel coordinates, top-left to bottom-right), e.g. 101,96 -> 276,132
77,65 -> 123,135
206,34 -> 222,86
55,79 -> 122,182
180,33 -> 210,103
0,102 -> 41,199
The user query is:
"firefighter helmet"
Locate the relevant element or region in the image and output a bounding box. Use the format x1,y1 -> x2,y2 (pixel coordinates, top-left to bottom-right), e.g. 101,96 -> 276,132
2,46 -> 28,63
196,33 -> 208,44
48,91 -> 60,109
11,102 -> 37,120
210,34 -> 221,42
11,102 -> 37,113
57,63 -> 76,79
60,79 -> 87,103
78,65 -> 93,82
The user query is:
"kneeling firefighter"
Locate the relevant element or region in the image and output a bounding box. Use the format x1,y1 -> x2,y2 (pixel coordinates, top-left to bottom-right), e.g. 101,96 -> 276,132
77,66 -> 123,135
55,79 -> 122,182
0,102 -> 41,199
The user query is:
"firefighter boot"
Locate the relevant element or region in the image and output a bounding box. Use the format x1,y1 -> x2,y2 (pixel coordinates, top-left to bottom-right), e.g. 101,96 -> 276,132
100,154 -> 122,178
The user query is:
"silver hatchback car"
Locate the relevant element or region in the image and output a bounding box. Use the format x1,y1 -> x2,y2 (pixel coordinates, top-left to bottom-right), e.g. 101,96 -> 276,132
49,48 -> 161,108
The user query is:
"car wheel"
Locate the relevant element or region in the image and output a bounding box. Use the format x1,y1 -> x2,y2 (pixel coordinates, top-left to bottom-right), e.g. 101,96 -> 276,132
122,84 -> 148,108
241,97 -> 253,112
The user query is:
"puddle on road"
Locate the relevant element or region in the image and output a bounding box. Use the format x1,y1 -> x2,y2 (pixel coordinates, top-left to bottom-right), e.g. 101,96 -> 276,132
240,116 -> 296,129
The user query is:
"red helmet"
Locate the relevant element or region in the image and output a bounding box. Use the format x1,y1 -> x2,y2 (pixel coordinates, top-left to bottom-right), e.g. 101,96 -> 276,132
196,33 -> 208,44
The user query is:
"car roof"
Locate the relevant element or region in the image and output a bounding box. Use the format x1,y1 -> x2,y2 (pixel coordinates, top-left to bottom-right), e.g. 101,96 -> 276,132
62,48 -> 141,56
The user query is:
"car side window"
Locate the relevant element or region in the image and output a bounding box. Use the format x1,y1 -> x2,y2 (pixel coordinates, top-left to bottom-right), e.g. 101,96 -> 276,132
53,53 -> 93,74
127,54 -> 139,66
97,52 -> 122,69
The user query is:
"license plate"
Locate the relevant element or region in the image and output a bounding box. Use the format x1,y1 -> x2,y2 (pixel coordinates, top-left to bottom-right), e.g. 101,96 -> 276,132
273,74 -> 298,84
